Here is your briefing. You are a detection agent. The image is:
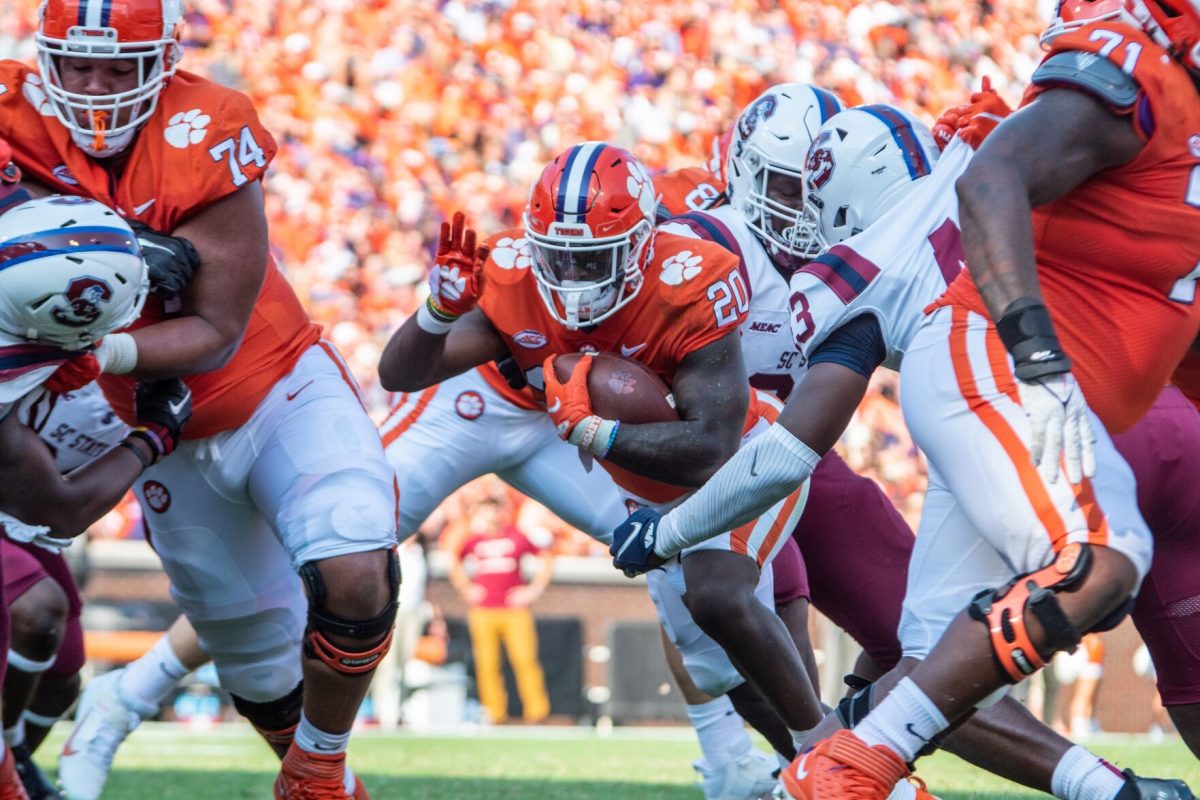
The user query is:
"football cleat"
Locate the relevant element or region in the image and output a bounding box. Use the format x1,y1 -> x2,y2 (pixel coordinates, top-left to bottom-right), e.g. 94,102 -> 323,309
1115,768 -> 1196,800
0,746 -> 30,800
695,744 -> 779,800
779,730 -> 912,800
274,743 -> 370,800
10,745 -> 60,800
58,669 -> 155,800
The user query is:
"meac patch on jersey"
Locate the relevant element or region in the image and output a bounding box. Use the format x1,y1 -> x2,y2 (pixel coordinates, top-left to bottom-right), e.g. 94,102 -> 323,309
788,137 -> 977,370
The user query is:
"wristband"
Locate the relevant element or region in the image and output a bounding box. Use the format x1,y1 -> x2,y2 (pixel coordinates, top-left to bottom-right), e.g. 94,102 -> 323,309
594,419 -> 619,459
127,426 -> 169,462
995,298 -> 1071,381
416,298 -> 456,335
118,438 -> 152,471
96,333 -> 138,375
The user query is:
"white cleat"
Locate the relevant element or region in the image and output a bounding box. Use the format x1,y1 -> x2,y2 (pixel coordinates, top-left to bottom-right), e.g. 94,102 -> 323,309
58,669 -> 156,800
695,745 -> 780,800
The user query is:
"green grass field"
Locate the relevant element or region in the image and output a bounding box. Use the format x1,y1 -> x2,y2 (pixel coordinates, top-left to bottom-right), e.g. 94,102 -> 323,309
38,724 -> 1199,799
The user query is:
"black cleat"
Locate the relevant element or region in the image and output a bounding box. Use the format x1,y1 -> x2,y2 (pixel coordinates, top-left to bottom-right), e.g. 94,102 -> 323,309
1116,768 -> 1196,800
10,744 -> 62,800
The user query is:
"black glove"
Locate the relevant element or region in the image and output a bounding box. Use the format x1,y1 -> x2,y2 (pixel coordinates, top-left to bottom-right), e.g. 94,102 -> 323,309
129,379 -> 192,462
495,355 -> 527,390
129,220 -> 200,298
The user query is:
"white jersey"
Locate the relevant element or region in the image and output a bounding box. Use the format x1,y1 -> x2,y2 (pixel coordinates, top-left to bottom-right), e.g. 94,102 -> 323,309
658,205 -> 802,400
789,137 -> 976,370
21,382 -> 128,472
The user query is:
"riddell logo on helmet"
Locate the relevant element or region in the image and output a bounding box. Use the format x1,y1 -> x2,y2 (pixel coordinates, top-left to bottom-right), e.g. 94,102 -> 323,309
51,276 -> 113,328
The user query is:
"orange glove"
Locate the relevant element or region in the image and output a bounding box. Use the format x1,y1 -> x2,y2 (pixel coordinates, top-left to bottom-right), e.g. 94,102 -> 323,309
932,76 -> 1013,151
44,353 -> 100,394
542,353 -> 619,457
427,212 -> 489,322
0,137 -> 29,215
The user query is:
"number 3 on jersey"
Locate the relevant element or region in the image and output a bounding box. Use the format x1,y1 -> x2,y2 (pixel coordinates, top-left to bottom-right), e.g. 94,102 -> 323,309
209,126 -> 266,187
708,268 -> 749,327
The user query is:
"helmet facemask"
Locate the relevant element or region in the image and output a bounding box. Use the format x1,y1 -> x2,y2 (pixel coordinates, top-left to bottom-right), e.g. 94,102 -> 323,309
735,144 -> 823,266
36,7 -> 181,158
525,216 -> 652,330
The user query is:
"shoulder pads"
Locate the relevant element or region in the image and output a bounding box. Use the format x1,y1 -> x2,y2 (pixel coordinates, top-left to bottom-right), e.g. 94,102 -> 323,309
1032,50 -> 1140,110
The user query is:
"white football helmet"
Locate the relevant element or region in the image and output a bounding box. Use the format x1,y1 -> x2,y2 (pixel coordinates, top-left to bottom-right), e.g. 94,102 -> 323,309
794,104 -> 939,253
726,83 -> 845,267
36,0 -> 185,157
0,196 -> 148,349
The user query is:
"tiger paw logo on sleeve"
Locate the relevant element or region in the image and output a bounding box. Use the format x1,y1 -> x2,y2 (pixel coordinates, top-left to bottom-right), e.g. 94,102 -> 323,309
659,250 -> 704,286
163,109 -> 211,149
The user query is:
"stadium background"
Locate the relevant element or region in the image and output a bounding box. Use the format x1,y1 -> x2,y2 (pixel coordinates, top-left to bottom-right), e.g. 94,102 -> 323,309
0,0 -> 1162,735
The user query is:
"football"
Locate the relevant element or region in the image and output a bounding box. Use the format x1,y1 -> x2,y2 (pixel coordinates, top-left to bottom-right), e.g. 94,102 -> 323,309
551,351 -> 678,424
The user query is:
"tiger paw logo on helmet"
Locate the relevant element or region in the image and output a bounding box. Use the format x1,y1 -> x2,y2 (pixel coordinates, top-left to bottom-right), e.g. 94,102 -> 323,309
164,109 -> 211,149
51,277 -> 113,328
491,236 -> 533,270
21,74 -> 54,117
659,250 -> 704,286
625,160 -> 658,218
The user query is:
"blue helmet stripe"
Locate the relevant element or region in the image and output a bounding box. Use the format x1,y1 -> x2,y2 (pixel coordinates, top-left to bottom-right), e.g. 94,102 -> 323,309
0,226 -> 139,273
812,87 -> 844,123
576,144 -> 606,222
100,0 -> 113,27
858,105 -> 931,181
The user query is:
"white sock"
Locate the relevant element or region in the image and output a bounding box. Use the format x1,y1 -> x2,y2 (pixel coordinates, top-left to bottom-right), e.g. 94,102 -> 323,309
118,636 -> 190,710
1051,745 -> 1126,800
887,781 -> 917,800
854,678 -> 948,763
2,721 -> 24,748
686,696 -> 749,769
789,726 -> 814,754
295,711 -> 350,756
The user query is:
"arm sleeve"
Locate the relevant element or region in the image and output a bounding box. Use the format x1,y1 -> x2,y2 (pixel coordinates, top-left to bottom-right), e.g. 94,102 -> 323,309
653,423 -> 821,557
807,313 -> 887,379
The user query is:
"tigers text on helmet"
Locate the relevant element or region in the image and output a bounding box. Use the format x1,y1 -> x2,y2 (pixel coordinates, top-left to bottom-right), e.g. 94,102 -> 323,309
36,0 -> 185,157
1041,0 -> 1129,47
725,83 -> 844,268
795,104 -> 939,254
523,142 -> 658,329
1125,0 -> 1200,72
0,196 -> 149,349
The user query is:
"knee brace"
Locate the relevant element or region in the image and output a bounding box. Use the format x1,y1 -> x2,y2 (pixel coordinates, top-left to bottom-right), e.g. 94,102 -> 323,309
232,682 -> 303,747
969,542 -> 1091,682
299,548 -> 400,675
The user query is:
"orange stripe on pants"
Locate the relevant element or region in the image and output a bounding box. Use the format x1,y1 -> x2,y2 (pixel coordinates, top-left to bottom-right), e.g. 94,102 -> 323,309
381,386 -> 438,448
948,307 -> 1070,550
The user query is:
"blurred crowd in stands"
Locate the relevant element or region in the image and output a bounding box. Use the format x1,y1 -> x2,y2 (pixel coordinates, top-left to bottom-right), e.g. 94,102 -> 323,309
1,0 -> 1052,551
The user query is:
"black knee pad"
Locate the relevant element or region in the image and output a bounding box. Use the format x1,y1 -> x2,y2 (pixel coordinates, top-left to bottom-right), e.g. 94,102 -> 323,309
231,681 -> 303,743
298,548 -> 401,674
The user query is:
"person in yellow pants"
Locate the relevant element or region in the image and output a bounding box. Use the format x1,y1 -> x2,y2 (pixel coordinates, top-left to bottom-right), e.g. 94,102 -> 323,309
451,496 -> 552,723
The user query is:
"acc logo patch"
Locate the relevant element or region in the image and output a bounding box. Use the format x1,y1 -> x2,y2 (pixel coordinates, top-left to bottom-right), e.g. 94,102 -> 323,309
513,329 -> 548,348
454,390 -> 485,420
51,276 -> 113,328
143,480 -> 171,514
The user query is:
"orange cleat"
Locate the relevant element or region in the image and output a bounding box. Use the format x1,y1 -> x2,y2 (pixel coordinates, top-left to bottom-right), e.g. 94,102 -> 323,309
274,743 -> 370,800
0,746 -> 30,800
779,730 -> 918,800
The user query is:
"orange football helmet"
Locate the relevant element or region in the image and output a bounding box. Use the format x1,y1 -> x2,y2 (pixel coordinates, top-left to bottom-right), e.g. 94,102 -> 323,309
36,0 -> 184,157
524,142 -> 659,329
1126,0 -> 1200,71
1041,0 -> 1128,46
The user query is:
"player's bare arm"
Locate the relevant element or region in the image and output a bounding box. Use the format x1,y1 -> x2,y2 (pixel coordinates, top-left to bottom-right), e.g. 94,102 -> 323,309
0,411 -> 147,536
957,88 -> 1142,322
125,182 -> 269,377
601,331 -> 748,487
378,307 -> 508,392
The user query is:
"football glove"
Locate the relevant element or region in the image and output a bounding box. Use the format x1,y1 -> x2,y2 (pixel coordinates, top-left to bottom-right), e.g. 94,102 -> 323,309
0,138 -> 30,215
0,511 -> 71,554
610,507 -> 668,577
129,220 -> 200,298
1017,373 -> 1096,485
932,76 -> 1012,151
129,379 -> 193,463
543,353 -> 619,458
427,211 -> 489,323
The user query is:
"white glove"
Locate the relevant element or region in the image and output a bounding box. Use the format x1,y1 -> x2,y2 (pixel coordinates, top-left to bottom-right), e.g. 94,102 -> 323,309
1016,372 -> 1096,485
0,511 -> 72,553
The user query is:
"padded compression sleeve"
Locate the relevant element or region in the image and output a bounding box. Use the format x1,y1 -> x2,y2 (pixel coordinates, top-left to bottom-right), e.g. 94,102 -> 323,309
654,423 -> 820,557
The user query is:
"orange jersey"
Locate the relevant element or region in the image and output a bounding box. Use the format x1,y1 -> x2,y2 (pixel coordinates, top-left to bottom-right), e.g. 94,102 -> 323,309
0,64 -> 322,438
1172,346 -> 1200,411
476,229 -> 747,503
653,166 -> 725,221
937,23 -> 1200,432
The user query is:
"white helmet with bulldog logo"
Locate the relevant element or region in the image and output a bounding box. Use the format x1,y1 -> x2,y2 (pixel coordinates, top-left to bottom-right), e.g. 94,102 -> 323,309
793,104 -> 939,255
0,196 -> 148,349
